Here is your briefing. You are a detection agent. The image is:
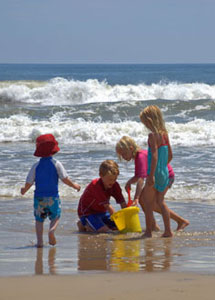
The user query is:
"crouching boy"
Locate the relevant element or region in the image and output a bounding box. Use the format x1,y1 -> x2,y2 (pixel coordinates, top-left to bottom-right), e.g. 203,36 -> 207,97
77,160 -> 127,233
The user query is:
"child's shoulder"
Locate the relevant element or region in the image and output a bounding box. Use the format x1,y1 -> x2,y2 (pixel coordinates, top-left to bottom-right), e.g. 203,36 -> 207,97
136,149 -> 148,159
85,178 -> 101,190
51,157 -> 63,167
91,178 -> 100,185
30,160 -> 40,169
139,149 -> 148,155
148,132 -> 157,145
148,132 -> 168,146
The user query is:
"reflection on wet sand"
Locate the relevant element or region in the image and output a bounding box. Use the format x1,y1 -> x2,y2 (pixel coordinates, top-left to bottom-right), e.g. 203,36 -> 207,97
35,247 -> 57,275
110,235 -> 172,272
78,234 -> 110,270
77,233 -> 175,272
110,236 -> 141,271
139,238 -> 172,272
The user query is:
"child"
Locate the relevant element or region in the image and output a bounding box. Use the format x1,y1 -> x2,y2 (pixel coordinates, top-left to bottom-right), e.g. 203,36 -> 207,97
21,134 -> 80,247
77,159 -> 127,233
139,105 -> 174,238
116,136 -> 189,231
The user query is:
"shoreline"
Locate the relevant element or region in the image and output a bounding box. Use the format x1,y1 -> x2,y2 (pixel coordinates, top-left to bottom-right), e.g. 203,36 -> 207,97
0,272 -> 214,300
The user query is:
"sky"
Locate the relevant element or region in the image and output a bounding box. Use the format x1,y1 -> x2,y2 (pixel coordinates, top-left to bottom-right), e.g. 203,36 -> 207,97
0,0 -> 215,64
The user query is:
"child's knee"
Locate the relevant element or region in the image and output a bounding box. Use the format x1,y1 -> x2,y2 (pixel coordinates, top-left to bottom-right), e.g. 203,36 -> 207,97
77,220 -> 86,232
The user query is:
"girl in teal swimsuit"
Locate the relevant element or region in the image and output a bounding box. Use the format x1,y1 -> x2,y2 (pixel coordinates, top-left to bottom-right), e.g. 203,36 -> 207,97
139,105 -> 173,238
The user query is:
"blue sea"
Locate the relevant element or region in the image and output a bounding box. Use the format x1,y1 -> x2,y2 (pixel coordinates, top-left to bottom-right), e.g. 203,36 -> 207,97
0,64 -> 215,276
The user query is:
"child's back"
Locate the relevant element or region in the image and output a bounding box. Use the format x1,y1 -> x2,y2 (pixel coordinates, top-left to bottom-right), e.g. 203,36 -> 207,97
28,156 -> 67,197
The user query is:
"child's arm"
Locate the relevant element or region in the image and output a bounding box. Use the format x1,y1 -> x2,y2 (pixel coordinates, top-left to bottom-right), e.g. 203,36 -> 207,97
21,163 -> 37,195
120,201 -> 127,209
21,182 -> 33,195
125,176 -> 138,192
55,160 -> 81,191
62,177 -> 81,191
125,176 -> 144,205
133,177 -> 144,206
147,133 -> 157,186
166,134 -> 173,163
104,203 -> 115,215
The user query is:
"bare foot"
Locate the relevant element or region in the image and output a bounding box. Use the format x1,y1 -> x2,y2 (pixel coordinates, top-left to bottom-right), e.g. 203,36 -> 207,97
162,231 -> 173,238
36,243 -> 43,248
141,232 -> 152,238
176,220 -> 190,231
152,223 -> 160,232
48,231 -> 56,246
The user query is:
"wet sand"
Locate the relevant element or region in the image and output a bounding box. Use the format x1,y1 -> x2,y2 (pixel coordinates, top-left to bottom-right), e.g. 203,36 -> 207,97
0,272 -> 214,300
1,200 -> 215,300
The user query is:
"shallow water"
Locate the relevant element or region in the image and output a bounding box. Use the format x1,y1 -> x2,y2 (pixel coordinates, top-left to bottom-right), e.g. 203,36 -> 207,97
1,200 -> 215,276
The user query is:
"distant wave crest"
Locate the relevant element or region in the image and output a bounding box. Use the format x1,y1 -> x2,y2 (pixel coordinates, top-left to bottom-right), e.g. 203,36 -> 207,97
0,77 -> 215,105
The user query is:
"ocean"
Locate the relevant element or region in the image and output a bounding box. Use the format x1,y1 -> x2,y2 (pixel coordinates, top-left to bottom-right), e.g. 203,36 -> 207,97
0,63 -> 215,276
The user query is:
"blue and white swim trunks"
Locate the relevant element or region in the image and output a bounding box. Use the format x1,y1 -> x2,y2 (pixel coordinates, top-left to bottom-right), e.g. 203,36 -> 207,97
34,196 -> 61,222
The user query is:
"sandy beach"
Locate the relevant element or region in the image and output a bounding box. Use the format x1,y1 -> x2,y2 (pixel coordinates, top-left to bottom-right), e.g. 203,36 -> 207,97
0,272 -> 214,300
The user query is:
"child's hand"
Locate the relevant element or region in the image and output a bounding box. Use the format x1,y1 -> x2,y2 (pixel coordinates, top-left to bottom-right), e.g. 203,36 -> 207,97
146,175 -> 154,186
132,199 -> 139,206
104,204 -> 115,215
20,182 -> 32,195
20,187 -> 26,195
125,182 -> 131,193
74,183 -> 81,192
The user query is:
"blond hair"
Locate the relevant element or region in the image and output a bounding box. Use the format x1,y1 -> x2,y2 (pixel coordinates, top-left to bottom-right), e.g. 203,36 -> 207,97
115,136 -> 140,160
99,160 -> 119,177
140,105 -> 167,134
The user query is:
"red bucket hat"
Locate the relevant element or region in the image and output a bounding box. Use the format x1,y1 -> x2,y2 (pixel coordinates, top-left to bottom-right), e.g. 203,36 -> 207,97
34,134 -> 60,157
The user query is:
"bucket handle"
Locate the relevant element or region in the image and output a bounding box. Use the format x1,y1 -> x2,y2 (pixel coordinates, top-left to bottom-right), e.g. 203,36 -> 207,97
127,188 -> 133,207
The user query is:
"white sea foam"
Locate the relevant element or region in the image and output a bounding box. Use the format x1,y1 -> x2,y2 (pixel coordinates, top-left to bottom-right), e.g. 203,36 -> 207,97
0,78 -> 215,105
1,180 -> 215,204
165,183 -> 215,204
0,114 -> 215,146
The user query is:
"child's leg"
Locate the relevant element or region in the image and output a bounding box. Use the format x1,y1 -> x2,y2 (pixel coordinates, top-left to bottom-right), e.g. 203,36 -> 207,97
140,187 -> 160,231
35,221 -> 44,248
153,186 -> 189,231
139,185 -> 156,237
168,208 -> 189,230
49,218 -> 60,246
156,192 -> 173,237
153,204 -> 189,231
97,225 -> 112,233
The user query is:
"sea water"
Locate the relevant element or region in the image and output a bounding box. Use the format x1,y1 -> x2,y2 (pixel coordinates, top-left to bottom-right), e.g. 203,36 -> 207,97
0,64 -> 215,276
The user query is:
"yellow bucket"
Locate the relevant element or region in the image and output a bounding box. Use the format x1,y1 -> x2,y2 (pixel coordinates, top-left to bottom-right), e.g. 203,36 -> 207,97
111,207 -> 142,233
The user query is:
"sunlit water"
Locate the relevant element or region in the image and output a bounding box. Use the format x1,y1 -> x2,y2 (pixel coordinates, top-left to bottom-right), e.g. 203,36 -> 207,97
0,64 -> 215,276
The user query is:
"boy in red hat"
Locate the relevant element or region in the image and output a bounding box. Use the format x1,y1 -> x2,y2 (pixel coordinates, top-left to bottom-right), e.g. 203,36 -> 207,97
21,134 -> 80,247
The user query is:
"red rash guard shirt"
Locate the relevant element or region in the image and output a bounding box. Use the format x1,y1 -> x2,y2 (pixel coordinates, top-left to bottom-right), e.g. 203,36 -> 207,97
78,178 -> 125,217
